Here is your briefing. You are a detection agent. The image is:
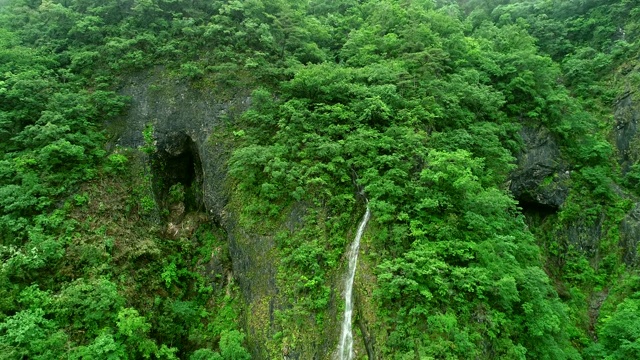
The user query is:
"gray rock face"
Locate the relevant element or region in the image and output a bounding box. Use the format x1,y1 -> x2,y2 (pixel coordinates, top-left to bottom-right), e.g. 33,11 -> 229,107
557,200 -> 640,270
614,92 -> 640,267
114,69 -> 250,222
509,126 -> 569,210
620,203 -> 640,266
562,214 -> 606,259
614,92 -> 640,174
113,69 -> 281,356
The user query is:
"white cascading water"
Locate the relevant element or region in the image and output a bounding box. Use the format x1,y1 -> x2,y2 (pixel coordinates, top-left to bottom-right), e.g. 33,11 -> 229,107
337,204 -> 371,360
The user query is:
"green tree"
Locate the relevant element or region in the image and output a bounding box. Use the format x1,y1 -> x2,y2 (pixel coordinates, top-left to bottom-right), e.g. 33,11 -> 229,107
0,309 -> 67,359
586,297 -> 640,359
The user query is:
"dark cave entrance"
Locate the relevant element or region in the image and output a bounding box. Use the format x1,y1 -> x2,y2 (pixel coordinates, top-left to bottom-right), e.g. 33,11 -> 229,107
518,200 -> 558,219
516,198 -> 559,234
151,132 -> 204,214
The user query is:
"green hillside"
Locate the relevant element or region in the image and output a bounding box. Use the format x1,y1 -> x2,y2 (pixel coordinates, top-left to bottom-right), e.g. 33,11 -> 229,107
1,0 -> 639,358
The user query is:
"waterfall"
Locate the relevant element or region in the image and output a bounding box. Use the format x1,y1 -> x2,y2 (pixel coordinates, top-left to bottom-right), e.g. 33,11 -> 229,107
337,204 -> 371,360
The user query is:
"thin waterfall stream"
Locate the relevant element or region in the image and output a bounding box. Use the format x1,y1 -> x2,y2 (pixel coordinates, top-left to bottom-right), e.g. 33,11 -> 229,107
337,204 -> 371,360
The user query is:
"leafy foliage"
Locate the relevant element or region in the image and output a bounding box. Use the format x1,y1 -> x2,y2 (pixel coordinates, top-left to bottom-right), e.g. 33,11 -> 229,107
1,0 -> 638,358
224,1 -> 595,357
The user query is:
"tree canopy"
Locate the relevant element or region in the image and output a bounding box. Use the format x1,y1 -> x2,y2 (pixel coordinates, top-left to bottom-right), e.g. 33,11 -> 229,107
1,0 -> 639,358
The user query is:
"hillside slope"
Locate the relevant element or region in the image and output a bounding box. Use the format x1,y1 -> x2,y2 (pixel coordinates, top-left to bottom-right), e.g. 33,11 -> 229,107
1,0 -> 639,359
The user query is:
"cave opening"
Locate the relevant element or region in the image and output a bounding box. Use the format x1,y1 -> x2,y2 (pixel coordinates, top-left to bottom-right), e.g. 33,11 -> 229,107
517,199 -> 558,223
151,132 -> 204,214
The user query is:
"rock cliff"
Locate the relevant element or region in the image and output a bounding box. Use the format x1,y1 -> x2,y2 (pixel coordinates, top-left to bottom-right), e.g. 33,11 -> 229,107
615,91 -> 640,174
111,69 -> 365,359
509,125 -> 570,212
111,69 -> 282,356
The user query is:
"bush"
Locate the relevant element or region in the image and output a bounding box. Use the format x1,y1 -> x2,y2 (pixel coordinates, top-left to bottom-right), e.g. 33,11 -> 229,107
105,153 -> 129,174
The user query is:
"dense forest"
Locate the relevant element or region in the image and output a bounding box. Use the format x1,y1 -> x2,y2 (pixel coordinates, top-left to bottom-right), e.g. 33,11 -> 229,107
1,0 -> 639,358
